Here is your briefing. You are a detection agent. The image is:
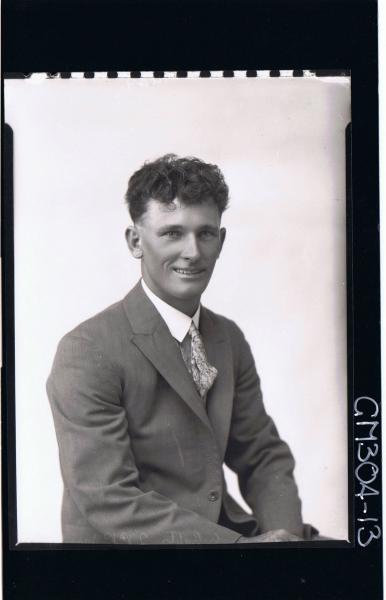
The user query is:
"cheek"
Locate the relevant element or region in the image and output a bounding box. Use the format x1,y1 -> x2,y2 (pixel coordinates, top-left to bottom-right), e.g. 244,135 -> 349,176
145,248 -> 176,271
205,244 -> 222,261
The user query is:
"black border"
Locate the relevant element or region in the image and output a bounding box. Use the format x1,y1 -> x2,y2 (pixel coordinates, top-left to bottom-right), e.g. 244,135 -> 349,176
2,124 -> 17,551
2,1 -> 381,599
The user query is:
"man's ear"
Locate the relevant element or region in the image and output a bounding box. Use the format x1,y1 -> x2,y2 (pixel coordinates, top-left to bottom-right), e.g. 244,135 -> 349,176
218,227 -> 226,257
125,226 -> 143,259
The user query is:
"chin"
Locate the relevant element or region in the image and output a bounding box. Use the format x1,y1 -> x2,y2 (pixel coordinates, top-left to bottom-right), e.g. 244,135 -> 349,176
172,281 -> 208,299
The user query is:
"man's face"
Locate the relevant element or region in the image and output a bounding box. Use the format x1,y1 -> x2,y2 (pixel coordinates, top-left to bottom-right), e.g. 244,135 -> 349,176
127,198 -> 226,315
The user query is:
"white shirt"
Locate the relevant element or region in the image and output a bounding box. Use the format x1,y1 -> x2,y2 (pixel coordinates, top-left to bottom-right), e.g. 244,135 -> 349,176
141,279 -> 200,342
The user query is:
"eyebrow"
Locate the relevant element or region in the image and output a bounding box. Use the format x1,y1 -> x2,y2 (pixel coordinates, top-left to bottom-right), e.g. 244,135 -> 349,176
157,225 -> 183,233
157,224 -> 220,234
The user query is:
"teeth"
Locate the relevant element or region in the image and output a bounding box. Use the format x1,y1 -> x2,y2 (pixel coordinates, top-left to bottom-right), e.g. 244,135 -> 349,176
175,268 -> 201,274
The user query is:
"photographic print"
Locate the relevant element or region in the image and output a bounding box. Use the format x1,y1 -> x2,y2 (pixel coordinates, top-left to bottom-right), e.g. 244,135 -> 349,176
4,73 -> 350,545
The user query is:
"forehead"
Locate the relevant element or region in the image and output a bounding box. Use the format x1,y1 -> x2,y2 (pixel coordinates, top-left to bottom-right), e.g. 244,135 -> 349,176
141,198 -> 221,227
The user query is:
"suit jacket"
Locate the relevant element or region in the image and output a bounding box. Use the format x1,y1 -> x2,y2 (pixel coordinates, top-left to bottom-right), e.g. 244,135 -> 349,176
47,281 -> 303,544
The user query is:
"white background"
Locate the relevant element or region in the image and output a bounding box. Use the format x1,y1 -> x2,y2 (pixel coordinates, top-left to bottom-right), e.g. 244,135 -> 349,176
5,75 -> 350,542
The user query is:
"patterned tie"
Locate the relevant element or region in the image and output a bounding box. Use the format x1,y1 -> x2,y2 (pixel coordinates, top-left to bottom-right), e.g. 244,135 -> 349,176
188,322 -> 218,398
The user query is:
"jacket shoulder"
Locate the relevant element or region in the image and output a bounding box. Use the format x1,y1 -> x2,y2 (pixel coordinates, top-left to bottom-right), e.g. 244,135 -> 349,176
203,306 -> 247,344
57,297 -> 132,357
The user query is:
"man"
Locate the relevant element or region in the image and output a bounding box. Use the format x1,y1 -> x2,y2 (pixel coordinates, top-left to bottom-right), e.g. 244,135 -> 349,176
47,154 -> 313,544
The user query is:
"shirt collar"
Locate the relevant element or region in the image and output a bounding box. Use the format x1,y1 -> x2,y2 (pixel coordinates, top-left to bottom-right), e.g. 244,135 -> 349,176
141,279 -> 200,343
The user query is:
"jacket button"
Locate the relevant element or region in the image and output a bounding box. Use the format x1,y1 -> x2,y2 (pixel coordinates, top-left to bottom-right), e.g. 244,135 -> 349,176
208,491 -> 219,502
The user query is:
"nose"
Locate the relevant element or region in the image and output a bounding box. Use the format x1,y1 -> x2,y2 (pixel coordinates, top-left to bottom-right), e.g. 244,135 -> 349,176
181,233 -> 200,260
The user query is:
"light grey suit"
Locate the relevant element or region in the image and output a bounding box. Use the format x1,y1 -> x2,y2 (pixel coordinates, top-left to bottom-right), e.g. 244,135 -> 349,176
47,281 -> 304,544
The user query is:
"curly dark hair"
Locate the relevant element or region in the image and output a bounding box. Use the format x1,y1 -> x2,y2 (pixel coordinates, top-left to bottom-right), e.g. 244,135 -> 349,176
125,154 -> 229,222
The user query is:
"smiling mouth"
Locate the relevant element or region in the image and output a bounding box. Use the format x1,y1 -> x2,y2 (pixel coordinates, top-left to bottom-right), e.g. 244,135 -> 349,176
173,268 -> 206,276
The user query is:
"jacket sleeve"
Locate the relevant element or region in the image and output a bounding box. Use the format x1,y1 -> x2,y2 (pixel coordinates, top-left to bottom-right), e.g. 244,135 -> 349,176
47,333 -> 240,545
224,324 -> 304,536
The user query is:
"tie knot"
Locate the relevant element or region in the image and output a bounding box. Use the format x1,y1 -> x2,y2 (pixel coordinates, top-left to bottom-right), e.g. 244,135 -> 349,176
189,321 -> 199,338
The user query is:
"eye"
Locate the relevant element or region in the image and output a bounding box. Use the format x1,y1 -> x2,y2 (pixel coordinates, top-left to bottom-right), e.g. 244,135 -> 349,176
163,230 -> 181,239
199,230 -> 216,240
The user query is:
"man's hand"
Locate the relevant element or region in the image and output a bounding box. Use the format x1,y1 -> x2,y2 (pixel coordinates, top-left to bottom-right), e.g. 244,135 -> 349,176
236,529 -> 304,543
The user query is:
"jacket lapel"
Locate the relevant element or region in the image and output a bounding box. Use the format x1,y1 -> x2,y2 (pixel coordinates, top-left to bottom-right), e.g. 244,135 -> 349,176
198,307 -> 235,459
122,282 -> 213,431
